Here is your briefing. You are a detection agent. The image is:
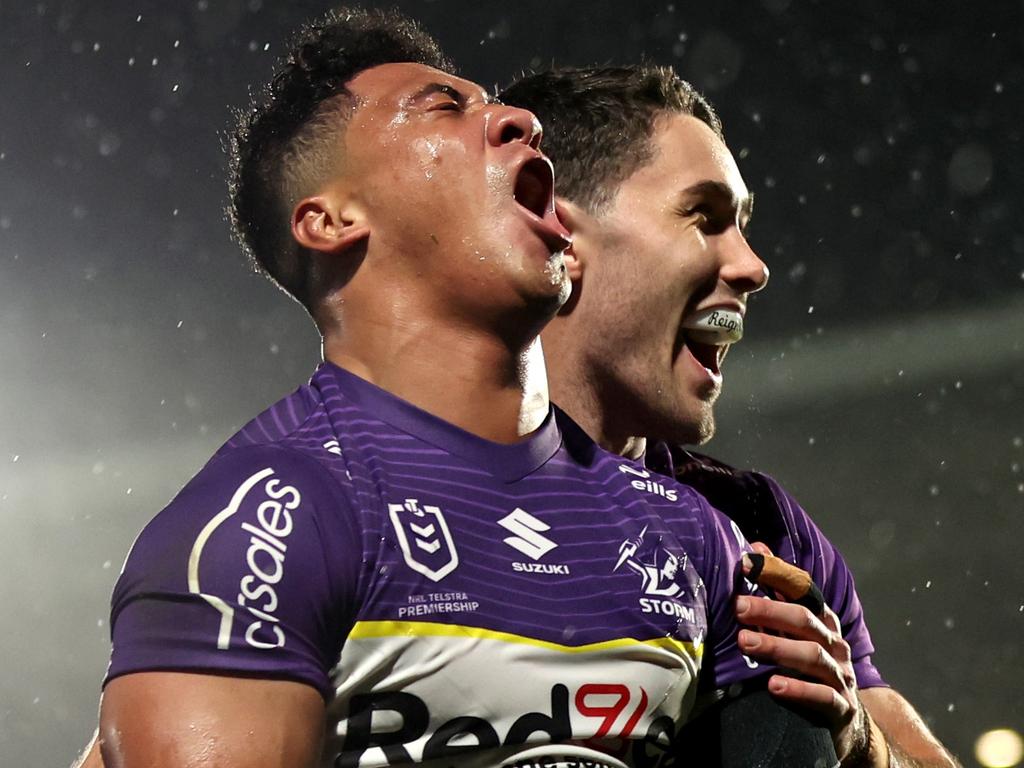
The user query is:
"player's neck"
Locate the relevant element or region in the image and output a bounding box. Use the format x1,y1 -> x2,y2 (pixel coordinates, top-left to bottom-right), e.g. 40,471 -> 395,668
323,324 -> 549,445
542,334 -> 646,460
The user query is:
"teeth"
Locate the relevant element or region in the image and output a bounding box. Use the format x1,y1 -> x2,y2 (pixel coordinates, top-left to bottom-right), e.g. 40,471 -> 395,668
682,307 -> 743,345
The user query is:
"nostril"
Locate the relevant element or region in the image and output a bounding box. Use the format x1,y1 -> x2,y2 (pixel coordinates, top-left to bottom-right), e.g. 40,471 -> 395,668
500,122 -> 525,145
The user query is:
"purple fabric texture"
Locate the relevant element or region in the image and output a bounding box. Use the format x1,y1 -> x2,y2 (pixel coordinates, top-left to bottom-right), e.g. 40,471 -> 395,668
107,364 -> 772,701
646,443 -> 887,690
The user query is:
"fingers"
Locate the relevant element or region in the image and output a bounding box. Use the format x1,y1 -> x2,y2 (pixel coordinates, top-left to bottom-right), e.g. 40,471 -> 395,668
739,629 -> 853,684
741,552 -> 825,614
766,674 -> 853,723
750,541 -> 774,557
736,596 -> 846,654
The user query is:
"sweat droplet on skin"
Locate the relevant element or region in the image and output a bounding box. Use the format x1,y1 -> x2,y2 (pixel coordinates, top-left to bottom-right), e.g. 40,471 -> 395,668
412,138 -> 441,180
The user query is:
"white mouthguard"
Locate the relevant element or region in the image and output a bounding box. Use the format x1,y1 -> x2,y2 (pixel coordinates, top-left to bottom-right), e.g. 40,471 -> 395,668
682,307 -> 744,344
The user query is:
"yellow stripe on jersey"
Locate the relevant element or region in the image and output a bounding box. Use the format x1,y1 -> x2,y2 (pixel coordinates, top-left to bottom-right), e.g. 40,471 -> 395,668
348,620 -> 703,659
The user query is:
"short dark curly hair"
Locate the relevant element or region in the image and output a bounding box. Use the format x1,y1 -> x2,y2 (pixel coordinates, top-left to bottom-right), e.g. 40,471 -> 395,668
499,66 -> 722,213
228,7 -> 453,311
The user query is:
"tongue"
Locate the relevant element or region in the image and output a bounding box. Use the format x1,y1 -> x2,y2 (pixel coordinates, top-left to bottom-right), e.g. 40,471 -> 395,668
682,307 -> 743,344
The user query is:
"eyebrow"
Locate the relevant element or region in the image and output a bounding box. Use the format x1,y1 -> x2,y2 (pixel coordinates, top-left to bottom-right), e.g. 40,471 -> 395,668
679,180 -> 755,225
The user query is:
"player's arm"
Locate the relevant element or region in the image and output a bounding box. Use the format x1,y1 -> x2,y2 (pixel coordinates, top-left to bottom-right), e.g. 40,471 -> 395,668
861,687 -> 961,768
97,672 -> 323,768
737,577 -> 960,767
688,500 -> 839,767
741,480 -> 960,766
70,731 -> 101,768
92,446 -> 358,768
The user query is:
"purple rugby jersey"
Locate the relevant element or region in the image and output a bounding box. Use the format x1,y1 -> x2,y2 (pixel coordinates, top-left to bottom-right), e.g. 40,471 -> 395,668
645,442 -> 887,690
107,363 -> 770,768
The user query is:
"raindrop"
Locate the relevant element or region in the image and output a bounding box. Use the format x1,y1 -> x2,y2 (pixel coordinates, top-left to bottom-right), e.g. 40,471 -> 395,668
948,143 -> 993,196
98,133 -> 120,157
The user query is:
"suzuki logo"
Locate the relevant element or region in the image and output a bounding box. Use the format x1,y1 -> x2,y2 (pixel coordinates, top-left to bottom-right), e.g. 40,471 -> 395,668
498,508 -> 557,561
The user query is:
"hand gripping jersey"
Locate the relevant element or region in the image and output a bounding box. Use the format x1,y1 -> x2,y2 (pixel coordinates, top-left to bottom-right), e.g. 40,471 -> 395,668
106,364 -> 769,768
645,442 -> 887,690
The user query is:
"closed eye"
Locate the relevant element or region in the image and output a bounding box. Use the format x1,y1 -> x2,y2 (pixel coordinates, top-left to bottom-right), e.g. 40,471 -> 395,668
678,205 -> 711,225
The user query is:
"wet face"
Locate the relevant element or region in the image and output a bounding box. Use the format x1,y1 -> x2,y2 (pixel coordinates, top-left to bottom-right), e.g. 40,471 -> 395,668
573,114 -> 769,445
340,63 -> 572,332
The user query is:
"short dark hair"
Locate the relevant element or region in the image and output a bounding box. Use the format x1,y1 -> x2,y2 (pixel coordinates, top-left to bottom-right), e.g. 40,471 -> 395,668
499,66 -> 722,213
228,7 -> 453,310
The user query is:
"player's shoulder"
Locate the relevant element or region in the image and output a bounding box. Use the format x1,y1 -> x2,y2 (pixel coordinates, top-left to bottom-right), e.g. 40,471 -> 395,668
217,371 -> 336,451
128,443 -> 346,565
649,444 -> 799,514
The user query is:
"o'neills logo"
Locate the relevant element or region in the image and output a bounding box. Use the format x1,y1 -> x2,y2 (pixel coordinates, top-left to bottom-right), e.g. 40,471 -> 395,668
187,467 -> 301,651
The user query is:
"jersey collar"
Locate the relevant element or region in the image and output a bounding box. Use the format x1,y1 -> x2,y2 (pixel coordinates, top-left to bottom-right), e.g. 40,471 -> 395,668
315,362 -> 562,483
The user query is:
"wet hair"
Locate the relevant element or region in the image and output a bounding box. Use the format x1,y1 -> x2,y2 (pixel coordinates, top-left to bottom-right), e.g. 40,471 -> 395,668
228,7 -> 453,310
499,65 -> 722,213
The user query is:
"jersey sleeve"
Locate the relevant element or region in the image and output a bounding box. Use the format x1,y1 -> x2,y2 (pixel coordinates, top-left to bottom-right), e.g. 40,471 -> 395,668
105,445 -> 362,699
759,475 -> 887,689
696,496 -> 774,691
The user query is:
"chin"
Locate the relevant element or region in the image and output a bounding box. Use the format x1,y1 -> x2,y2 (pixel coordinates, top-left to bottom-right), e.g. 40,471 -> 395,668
660,398 -> 717,447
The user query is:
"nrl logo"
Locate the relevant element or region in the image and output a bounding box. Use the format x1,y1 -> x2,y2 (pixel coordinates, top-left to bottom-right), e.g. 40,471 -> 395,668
388,499 -> 459,582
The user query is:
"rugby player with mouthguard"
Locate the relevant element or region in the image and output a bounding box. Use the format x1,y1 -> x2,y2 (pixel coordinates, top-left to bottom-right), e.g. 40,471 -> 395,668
502,66 -> 959,767
74,9 -> 838,768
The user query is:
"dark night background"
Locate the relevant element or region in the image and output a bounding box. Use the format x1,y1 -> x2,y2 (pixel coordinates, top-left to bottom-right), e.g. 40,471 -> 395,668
1,1 -> 1022,765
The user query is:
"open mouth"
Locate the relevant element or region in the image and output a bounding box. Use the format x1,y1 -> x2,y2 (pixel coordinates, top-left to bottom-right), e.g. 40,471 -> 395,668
684,334 -> 728,376
513,157 -> 555,218
677,305 -> 743,377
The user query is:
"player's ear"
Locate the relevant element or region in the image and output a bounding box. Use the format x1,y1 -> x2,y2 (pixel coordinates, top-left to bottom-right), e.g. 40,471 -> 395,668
292,193 -> 370,255
554,198 -> 587,282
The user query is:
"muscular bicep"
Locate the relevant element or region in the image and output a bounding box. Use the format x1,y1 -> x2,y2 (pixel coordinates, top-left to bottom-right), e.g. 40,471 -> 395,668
99,672 -> 324,768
